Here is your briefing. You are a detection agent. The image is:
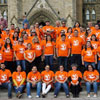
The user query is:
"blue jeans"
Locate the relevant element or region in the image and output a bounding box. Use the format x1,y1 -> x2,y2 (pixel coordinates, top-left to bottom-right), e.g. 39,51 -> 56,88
98,60 -> 100,73
14,85 -> 25,94
84,62 -> 95,68
58,57 -> 68,71
86,82 -> 98,94
16,60 -> 26,71
26,82 -> 41,96
0,82 -> 12,97
45,55 -> 53,70
54,82 -> 69,96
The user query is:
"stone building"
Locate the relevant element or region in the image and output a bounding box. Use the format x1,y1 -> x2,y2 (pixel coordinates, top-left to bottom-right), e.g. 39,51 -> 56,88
0,0 -> 99,28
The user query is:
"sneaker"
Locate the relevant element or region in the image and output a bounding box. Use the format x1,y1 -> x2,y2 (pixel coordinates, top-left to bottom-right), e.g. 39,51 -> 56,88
18,93 -> 22,99
36,95 -> 40,98
87,94 -> 90,98
93,94 -> 97,98
54,95 -> 57,98
42,94 -> 45,98
66,94 -> 70,98
16,91 -> 20,97
28,95 -> 32,99
8,96 -> 12,99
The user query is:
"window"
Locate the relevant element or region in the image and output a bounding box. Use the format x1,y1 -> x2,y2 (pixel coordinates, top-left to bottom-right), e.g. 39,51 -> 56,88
0,0 -> 4,4
85,10 -> 90,20
4,0 -> 7,4
3,11 -> 7,20
91,9 -> 96,20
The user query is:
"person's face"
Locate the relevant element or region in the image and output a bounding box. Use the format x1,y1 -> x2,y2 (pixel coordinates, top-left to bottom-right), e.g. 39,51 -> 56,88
1,64 -> 5,69
23,34 -> 28,39
59,66 -> 64,72
18,39 -> 23,45
61,36 -> 66,41
87,29 -> 91,34
35,23 -> 39,28
30,25 -> 34,30
56,21 -> 60,26
95,25 -> 99,30
74,31 -> 78,37
0,25 -> 3,30
6,30 -> 9,34
46,22 -> 50,26
86,42 -> 91,48
91,35 -> 96,41
45,65 -> 50,71
75,22 -> 79,27
60,31 -> 65,35
14,32 -> 18,37
62,22 -> 66,27
47,36 -> 51,41
6,38 -> 10,44
27,44 -> 32,49
31,32 -> 36,36
68,28 -> 72,33
72,66 -> 77,71
88,22 -> 92,27
32,67 -> 37,73
88,65 -> 93,71
34,38 -> 38,43
24,24 -> 28,29
17,66 -> 21,72
11,25 -> 14,30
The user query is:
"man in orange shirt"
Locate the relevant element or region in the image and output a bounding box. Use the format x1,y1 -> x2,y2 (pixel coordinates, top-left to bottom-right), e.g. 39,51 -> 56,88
26,66 -> 41,98
56,34 -> 70,71
41,65 -> 54,98
14,38 -> 26,71
54,65 -> 69,98
70,30 -> 84,67
0,63 -> 12,98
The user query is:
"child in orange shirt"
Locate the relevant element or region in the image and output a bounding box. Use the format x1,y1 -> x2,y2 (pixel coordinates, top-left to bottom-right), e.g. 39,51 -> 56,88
83,64 -> 99,97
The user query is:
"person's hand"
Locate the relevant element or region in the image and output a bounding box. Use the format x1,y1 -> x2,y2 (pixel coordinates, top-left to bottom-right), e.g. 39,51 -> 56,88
0,82 -> 2,85
75,81 -> 79,85
32,82 -> 36,87
53,55 -> 56,59
82,61 -> 84,65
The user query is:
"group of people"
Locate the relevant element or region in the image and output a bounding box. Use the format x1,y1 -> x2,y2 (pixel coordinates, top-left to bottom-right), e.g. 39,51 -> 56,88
0,19 -> 100,98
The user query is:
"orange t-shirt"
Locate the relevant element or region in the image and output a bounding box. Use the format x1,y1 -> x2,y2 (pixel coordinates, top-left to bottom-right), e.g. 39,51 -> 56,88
12,71 -> 26,86
70,37 -> 84,54
14,44 -> 26,60
24,50 -> 35,60
68,70 -> 82,84
83,70 -> 99,82
66,33 -> 74,40
56,40 -> 71,57
97,46 -> 100,60
0,69 -> 12,83
0,39 -> 4,46
23,39 -> 32,48
27,71 -> 41,82
43,40 -> 55,55
41,70 -> 54,82
91,29 -> 100,37
91,41 -> 99,50
81,48 -> 96,62
0,50 -> 5,63
79,32 -> 86,43
55,71 -> 68,82
33,43 -> 42,57
2,45 -> 13,61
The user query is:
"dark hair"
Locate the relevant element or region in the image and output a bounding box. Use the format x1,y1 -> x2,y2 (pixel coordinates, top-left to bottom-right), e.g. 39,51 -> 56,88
0,29 -> 2,38
85,41 -> 93,50
91,34 -> 97,41
73,21 -> 80,28
71,63 -> 78,68
87,64 -> 94,71
4,38 -> 13,50
12,32 -> 19,40
67,27 -> 72,33
46,35 -> 52,43
61,34 -> 66,37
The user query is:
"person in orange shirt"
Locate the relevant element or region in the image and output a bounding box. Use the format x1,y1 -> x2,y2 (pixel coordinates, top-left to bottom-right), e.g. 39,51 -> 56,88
3,38 -> 14,72
91,34 -> 99,50
86,28 -> 92,41
70,30 -> 84,67
73,21 -> 80,33
0,63 -> 12,98
24,43 -> 35,74
83,64 -> 99,98
54,65 -> 70,98
9,23 -> 15,38
14,38 -> 26,71
42,35 -> 55,71
32,36 -> 42,70
57,20 -> 68,36
26,66 -> 42,98
68,64 -> 82,98
41,65 -> 54,98
66,27 -> 73,40
56,34 -> 70,71
12,65 -> 26,99
81,41 -> 97,68
88,22 -> 95,32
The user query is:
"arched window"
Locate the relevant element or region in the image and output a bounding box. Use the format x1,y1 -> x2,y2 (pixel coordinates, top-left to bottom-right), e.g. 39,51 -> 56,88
91,9 -> 96,20
3,11 -> 7,20
4,0 -> 7,4
0,0 -> 4,4
85,10 -> 90,20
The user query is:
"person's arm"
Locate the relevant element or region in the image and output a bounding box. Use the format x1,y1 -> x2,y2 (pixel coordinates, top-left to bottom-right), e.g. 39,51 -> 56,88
92,75 -> 99,82
81,56 -> 84,65
95,54 -> 97,64
13,79 -> 18,87
67,48 -> 70,57
19,78 -> 26,86
47,77 -> 54,85
53,45 -> 56,59
56,48 -> 58,57
14,51 -> 19,60
27,78 -> 33,84
30,53 -> 36,62
83,76 -> 91,82
24,53 -> 30,62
